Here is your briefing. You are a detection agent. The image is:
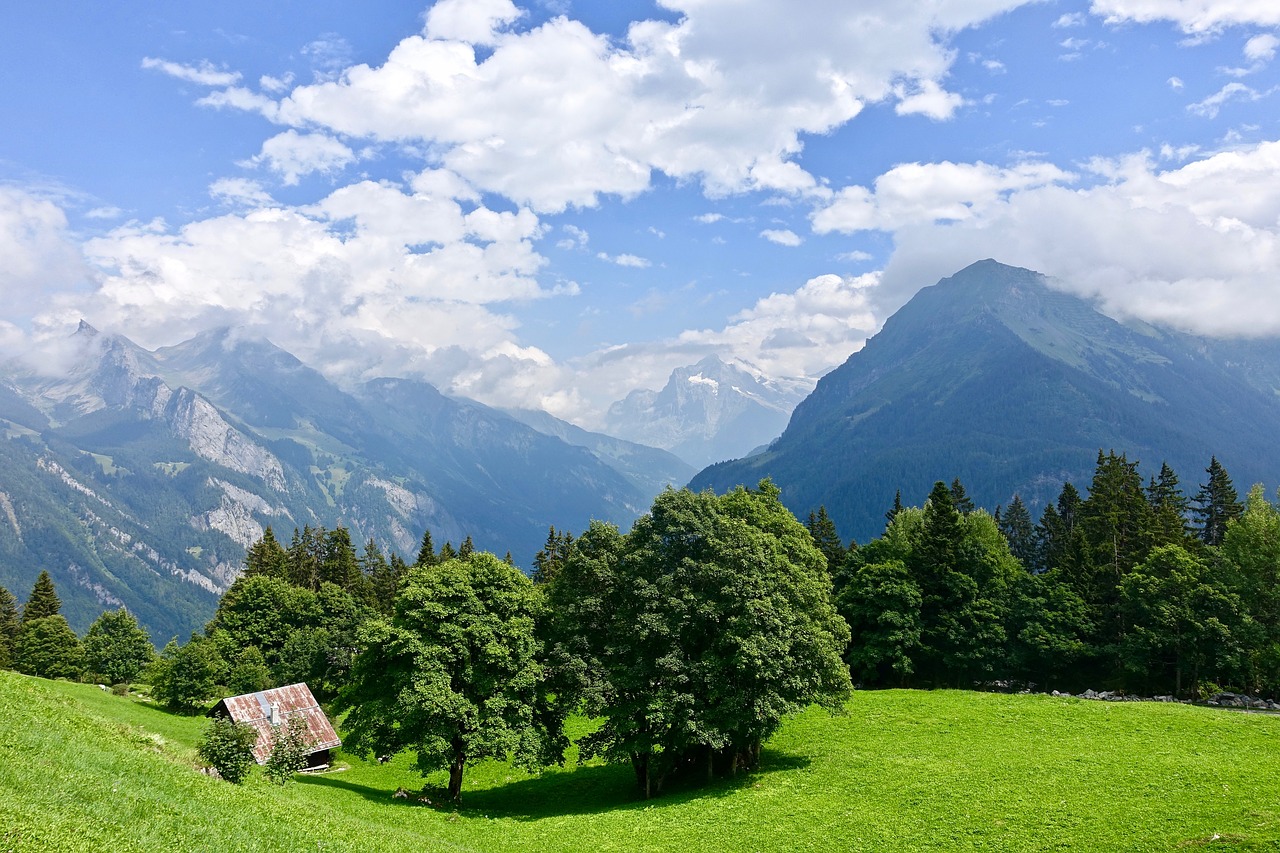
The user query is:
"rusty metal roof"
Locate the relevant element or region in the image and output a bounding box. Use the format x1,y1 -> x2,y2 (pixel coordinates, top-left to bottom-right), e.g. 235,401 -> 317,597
209,683 -> 342,765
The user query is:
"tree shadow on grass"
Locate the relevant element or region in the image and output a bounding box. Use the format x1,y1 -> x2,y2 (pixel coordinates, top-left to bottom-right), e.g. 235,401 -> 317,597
296,746 -> 810,822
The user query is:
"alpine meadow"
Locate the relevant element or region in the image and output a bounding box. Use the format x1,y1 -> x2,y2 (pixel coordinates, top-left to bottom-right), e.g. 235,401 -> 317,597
5,1 -> 1280,851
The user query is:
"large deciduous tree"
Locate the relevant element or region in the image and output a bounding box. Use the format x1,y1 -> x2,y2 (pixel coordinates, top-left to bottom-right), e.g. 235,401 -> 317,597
83,608 -> 154,685
561,483 -> 852,798
337,552 -> 562,803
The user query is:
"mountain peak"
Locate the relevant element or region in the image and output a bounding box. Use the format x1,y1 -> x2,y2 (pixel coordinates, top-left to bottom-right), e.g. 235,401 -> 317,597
74,319 -> 99,337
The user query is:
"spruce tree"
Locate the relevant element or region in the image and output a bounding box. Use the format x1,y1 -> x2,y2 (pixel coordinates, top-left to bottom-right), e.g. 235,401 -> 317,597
362,539 -> 395,615
1194,456 -> 1242,547
1147,462 -> 1191,547
244,527 -> 287,579
0,586 -> 19,669
438,541 -> 458,562
22,571 -> 60,622
884,490 -> 904,529
286,526 -> 322,590
415,529 -> 437,567
805,506 -> 846,572
998,494 -> 1037,570
458,536 -> 475,559
320,527 -> 361,590
949,478 -> 976,515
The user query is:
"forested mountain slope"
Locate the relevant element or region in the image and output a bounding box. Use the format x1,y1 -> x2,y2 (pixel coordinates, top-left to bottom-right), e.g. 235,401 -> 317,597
692,260 -> 1280,543
0,325 -> 662,640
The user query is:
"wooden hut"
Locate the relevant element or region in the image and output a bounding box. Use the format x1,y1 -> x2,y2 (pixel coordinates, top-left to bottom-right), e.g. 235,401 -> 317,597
208,683 -> 341,769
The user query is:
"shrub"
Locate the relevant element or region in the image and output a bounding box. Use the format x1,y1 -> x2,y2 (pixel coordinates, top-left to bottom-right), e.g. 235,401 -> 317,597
197,716 -> 258,784
264,715 -> 310,785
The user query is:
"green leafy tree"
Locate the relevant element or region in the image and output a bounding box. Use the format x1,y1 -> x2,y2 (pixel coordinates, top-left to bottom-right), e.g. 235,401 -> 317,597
207,574 -> 320,672
150,637 -> 226,713
1193,457 -> 1242,548
198,717 -> 258,784
0,586 -> 18,669
572,483 -> 852,797
264,715 -> 310,785
14,615 -> 83,680
226,645 -> 273,695
337,552 -> 562,803
22,571 -> 60,622
1006,570 -> 1094,690
82,608 -> 154,685
838,558 -> 922,686
1218,485 -> 1280,693
1119,544 -> 1246,696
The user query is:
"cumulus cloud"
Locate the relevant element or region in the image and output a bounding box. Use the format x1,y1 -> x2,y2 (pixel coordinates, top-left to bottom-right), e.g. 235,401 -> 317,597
812,160 -> 1076,234
850,141 -> 1280,338
187,0 -> 1032,212
760,228 -> 803,246
247,130 -> 357,185
597,252 -> 651,267
141,57 -> 241,87
0,187 -> 91,315
1089,0 -> 1280,34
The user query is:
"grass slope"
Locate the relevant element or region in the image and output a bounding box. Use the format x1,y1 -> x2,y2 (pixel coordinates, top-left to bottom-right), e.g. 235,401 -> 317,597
2,671 -> 1278,851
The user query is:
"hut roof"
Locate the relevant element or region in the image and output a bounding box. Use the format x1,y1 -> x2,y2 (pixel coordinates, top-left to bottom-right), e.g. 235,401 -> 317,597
208,683 -> 341,765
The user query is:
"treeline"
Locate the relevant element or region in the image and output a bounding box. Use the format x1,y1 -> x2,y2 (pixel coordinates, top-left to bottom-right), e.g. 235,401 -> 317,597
829,452 -> 1273,698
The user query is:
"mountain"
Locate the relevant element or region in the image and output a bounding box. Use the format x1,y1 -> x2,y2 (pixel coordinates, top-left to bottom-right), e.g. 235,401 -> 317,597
0,326 -> 657,641
503,407 -> 695,497
603,355 -> 808,468
691,259 -> 1280,544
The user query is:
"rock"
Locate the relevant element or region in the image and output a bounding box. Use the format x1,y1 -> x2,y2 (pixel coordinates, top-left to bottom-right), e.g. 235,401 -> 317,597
1082,689 -> 1098,699
393,787 -> 412,799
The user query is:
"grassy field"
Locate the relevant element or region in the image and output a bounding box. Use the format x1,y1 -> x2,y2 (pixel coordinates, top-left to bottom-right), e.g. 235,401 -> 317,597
2,670 -> 1279,851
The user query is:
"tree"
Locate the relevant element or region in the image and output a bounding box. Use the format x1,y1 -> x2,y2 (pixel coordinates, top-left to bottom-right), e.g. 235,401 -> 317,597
337,552 -> 562,803
0,586 -> 18,669
1194,457 -> 1242,548
82,608 -> 154,685
14,616 -> 83,680
805,506 -> 847,572
998,494 -> 1037,570
570,484 -> 852,797
532,526 -> 574,585
150,637 -> 226,713
1119,544 -> 1246,697
207,574 -> 320,673
458,536 -> 475,559
361,539 -> 396,615
264,715 -> 310,785
949,478 -> 976,515
22,571 -> 60,622
319,527 -> 361,591
415,529 -> 437,568
226,645 -> 273,695
1147,462 -> 1191,548
198,717 -> 258,784
243,527 -> 287,579
885,490 -> 904,529
1219,485 -> 1280,693
837,559 -> 922,686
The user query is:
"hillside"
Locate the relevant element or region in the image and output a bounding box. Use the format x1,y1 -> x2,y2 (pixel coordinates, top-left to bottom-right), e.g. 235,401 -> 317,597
692,260 -> 1280,543
4,672 -> 1279,851
0,326 -> 670,640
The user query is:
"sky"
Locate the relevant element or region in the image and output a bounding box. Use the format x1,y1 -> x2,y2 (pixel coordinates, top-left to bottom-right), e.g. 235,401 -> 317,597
2,0 -> 1279,427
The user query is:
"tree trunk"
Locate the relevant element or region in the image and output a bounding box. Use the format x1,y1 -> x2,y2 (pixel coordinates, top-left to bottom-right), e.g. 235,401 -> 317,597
448,739 -> 466,802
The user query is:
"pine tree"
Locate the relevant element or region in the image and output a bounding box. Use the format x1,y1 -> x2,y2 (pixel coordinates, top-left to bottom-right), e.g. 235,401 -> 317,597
998,494 -> 1037,570
362,539 -> 396,615
805,506 -> 846,572
22,571 -> 61,622
458,536 -> 475,559
286,526 -> 322,590
319,527 -> 361,590
532,526 -> 574,584
0,586 -> 19,669
438,541 -> 458,561
950,479 -> 976,515
884,490 -> 904,529
415,529 -> 437,567
244,527 -> 287,579
1147,462 -> 1191,547
1194,456 -> 1242,547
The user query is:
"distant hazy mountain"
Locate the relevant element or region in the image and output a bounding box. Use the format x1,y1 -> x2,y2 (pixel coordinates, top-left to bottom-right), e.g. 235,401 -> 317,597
503,407 -> 695,497
604,355 -> 809,469
0,325 -> 657,640
692,259 -> 1280,544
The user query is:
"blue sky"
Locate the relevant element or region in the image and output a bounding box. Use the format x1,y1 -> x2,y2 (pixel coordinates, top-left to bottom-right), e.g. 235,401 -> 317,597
2,1 -> 1279,424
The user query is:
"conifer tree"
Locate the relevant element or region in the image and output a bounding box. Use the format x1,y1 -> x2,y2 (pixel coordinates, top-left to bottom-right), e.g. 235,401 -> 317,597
532,526 -> 574,584
805,506 -> 846,572
459,535 -> 475,559
244,527 -> 288,579
415,529 -> 437,567
1147,462 -> 1191,547
320,527 -> 361,590
22,571 -> 60,622
0,586 -> 19,669
1193,456 -> 1242,547
998,494 -> 1037,570
286,526 -> 322,590
884,490 -> 904,529
949,478 -> 976,515
362,539 -> 395,615
438,541 -> 458,562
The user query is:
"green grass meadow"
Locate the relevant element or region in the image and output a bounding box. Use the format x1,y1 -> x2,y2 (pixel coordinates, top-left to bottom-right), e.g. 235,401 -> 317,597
2,670 -> 1279,851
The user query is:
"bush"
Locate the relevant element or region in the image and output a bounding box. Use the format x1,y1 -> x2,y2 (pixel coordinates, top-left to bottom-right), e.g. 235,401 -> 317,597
197,717 -> 258,784
264,715 -> 310,785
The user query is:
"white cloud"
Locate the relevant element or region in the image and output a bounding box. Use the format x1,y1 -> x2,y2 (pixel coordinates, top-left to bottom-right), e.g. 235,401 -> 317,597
812,160 -> 1076,233
0,187 -> 91,315
1245,33 -> 1280,62
209,177 -> 274,207
1187,82 -> 1264,117
424,0 -> 524,46
1090,0 -> 1280,34
260,72 -> 296,95
141,57 -> 241,87
760,228 -> 803,246
855,141 -> 1280,339
1168,75 -> 1185,90
247,130 -> 356,185
597,252 -> 651,268
695,213 -> 725,224
186,0 -> 1032,212
1053,12 -> 1087,27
